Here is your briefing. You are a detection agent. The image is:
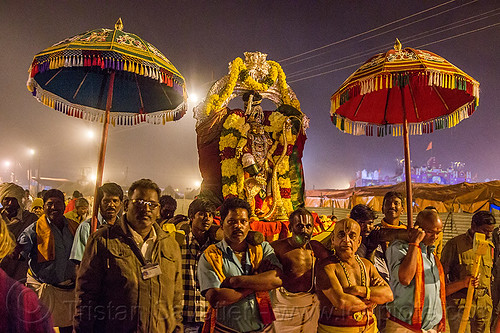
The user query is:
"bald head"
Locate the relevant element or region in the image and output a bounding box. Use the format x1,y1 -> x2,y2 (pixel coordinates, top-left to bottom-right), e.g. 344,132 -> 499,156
415,209 -> 442,246
331,218 -> 362,257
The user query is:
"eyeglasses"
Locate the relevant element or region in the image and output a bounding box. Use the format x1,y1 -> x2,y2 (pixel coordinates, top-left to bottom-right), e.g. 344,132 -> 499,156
130,199 -> 159,209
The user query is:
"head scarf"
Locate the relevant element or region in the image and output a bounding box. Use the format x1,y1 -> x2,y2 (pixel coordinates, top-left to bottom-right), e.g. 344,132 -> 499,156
0,215 -> 15,259
31,198 -> 44,209
0,183 -> 25,210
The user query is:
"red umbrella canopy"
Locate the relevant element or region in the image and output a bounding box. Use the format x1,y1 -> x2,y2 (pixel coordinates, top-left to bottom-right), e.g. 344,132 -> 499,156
330,40 -> 479,137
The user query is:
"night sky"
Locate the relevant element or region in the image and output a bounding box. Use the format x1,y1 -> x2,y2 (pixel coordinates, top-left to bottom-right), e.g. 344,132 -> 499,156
1,0 -> 499,191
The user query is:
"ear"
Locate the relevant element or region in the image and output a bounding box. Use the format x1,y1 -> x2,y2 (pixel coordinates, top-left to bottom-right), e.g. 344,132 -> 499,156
123,199 -> 130,213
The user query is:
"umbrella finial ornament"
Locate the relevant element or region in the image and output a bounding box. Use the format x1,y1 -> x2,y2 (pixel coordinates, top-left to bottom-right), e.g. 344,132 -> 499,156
115,18 -> 123,30
394,38 -> 402,52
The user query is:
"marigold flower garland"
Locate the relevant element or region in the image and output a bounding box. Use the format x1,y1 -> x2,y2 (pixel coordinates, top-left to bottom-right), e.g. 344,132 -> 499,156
219,109 -> 297,219
205,58 -> 301,116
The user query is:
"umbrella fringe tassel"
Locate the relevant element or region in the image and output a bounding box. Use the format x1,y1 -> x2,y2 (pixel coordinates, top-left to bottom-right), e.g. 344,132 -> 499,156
330,71 -> 480,116
330,100 -> 477,137
29,54 -> 185,92
28,82 -> 187,126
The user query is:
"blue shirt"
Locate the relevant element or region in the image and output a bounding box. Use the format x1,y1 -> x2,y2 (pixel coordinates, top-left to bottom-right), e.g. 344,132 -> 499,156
197,240 -> 282,332
18,217 -> 76,285
386,240 -> 442,330
69,213 -> 107,263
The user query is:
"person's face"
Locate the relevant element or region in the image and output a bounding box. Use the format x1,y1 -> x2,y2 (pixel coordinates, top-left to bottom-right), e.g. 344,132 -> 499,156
222,208 -> 250,247
99,193 -> 123,221
357,219 -> 374,238
44,197 -> 65,221
419,217 -> 443,246
75,205 -> 89,217
192,210 -> 214,233
125,188 -> 159,233
332,220 -> 361,257
1,197 -> 20,216
160,204 -> 176,220
31,206 -> 43,217
290,213 -> 314,246
383,196 -> 403,221
472,223 -> 496,240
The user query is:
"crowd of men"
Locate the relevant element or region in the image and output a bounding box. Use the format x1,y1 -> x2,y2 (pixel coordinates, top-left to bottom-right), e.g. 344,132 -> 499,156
0,181 -> 499,333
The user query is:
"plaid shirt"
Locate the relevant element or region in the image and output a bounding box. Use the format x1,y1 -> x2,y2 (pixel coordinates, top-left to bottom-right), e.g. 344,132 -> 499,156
181,232 -> 212,324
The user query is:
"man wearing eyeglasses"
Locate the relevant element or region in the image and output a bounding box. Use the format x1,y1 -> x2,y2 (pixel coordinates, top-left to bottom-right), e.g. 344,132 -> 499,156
74,178 -> 183,333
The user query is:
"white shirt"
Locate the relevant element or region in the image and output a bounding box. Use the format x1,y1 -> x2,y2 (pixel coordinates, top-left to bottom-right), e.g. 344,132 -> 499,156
127,225 -> 157,262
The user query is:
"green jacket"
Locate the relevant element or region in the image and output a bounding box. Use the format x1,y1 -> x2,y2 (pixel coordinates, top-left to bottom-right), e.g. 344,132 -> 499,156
74,217 -> 183,332
441,229 -> 494,299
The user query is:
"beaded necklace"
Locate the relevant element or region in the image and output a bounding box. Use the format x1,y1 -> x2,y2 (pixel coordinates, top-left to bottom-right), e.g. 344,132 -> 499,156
334,253 -> 369,323
335,254 -> 367,288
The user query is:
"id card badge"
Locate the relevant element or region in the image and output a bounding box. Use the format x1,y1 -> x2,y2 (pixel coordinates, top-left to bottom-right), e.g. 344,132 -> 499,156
141,263 -> 162,280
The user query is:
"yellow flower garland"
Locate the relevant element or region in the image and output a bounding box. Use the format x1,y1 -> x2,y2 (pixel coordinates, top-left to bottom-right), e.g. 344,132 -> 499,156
212,55 -> 301,219
219,109 -> 296,218
205,57 -> 301,116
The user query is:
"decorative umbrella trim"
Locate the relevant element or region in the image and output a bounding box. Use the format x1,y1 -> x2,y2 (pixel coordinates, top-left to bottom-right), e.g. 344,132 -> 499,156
330,100 -> 476,137
331,70 -> 479,114
31,25 -> 185,81
29,83 -> 186,126
28,52 -> 184,93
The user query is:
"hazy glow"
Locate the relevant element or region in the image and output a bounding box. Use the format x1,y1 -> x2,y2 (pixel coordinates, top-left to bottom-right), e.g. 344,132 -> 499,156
89,173 -> 97,182
86,129 -> 95,140
28,148 -> 35,156
188,92 -> 200,105
4,160 -> 11,168
194,180 -> 201,188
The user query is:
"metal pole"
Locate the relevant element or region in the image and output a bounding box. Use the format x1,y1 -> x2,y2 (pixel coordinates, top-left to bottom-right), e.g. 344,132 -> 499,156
91,71 -> 115,233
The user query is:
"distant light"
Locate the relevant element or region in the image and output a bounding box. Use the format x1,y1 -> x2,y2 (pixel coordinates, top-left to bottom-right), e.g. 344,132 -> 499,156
188,92 -> 200,105
89,173 -> 97,182
174,188 -> 179,192
86,129 -> 95,140
28,148 -> 35,156
4,160 -> 11,168
194,180 -> 201,188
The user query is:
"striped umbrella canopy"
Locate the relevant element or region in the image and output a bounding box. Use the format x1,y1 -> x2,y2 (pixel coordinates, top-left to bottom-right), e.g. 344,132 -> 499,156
329,39 -> 479,226
27,18 -> 187,125
330,39 -> 479,137
26,18 -> 187,232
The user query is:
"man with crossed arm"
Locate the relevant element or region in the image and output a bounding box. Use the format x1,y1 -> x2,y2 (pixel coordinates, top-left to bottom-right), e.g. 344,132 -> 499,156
316,218 -> 393,333
198,197 -> 282,333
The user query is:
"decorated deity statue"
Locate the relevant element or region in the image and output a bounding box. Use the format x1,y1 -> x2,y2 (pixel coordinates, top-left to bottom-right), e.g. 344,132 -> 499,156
194,51 -> 309,223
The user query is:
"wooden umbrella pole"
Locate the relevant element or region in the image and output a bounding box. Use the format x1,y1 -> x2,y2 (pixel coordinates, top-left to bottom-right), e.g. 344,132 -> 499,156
91,71 -> 116,233
402,107 -> 413,228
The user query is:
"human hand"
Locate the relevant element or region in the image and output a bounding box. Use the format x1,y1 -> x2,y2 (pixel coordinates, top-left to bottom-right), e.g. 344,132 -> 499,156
344,286 -> 364,297
220,277 -> 234,289
408,226 -> 425,244
363,300 -> 377,310
257,259 -> 276,273
464,274 -> 480,289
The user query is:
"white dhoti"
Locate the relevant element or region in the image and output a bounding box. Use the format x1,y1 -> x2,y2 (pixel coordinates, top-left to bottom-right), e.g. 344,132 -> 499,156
271,287 -> 319,333
26,274 -> 75,327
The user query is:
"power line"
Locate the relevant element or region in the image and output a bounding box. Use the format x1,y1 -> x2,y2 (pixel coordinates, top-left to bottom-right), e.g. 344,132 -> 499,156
284,0 -> 479,67
279,0 -> 461,63
288,22 -> 500,84
287,9 -> 500,79
415,21 -> 500,49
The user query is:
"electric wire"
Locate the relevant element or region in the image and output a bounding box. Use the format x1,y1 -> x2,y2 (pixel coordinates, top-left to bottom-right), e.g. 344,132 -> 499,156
288,21 -> 500,84
279,0 -> 462,63
286,9 -> 500,79
283,0 -> 479,67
